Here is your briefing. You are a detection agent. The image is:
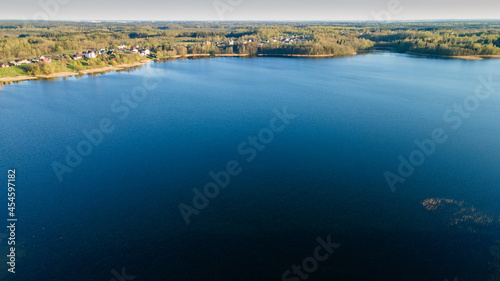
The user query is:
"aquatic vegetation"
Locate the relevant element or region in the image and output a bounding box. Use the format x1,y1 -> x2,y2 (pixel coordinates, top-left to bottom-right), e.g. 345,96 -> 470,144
422,198 -> 496,231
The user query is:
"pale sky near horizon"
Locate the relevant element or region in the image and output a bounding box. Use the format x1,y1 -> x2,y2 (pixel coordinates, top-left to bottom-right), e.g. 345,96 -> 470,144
1,0 -> 499,21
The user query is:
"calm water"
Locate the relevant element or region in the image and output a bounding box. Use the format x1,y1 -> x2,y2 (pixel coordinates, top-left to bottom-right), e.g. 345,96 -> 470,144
0,53 -> 499,281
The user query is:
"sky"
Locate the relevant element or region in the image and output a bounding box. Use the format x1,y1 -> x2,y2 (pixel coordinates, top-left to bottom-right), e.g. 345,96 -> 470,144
1,0 -> 499,21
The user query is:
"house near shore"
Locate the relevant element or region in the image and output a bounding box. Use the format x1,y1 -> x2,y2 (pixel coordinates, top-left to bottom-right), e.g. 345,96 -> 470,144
37,56 -> 51,63
84,51 -> 96,59
14,59 -> 31,65
0,63 -> 9,68
140,48 -> 150,56
73,54 -> 83,60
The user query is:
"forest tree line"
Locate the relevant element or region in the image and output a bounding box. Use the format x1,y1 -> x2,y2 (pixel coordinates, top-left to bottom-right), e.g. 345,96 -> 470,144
1,21 -> 500,64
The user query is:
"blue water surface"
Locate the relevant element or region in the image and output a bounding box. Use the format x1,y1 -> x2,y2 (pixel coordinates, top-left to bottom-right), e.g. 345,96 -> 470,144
0,53 -> 499,281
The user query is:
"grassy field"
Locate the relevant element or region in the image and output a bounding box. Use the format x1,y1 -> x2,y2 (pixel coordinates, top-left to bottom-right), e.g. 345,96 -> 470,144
0,66 -> 29,78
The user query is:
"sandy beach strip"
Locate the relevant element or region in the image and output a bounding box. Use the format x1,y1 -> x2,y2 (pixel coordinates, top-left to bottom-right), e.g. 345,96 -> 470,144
79,66 -> 125,74
166,54 -> 211,58
451,55 -> 484,60
449,55 -> 500,60
79,61 -> 151,74
214,54 -> 250,57
479,55 -> 500,59
257,53 -> 356,58
36,72 -> 79,78
0,76 -> 37,83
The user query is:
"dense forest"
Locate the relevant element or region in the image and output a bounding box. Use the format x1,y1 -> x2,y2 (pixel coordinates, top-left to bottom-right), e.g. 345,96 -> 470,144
362,21 -> 500,56
1,21 -> 500,78
0,21 -> 376,60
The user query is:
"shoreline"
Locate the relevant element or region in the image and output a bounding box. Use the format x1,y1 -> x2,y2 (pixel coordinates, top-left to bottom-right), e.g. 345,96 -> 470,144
371,47 -> 500,60
0,54 -> 343,84
0,76 -> 38,83
215,54 -> 250,57
377,48 -> 500,61
1,51 -> 499,85
36,71 -> 79,79
166,54 -> 211,58
451,55 -> 500,60
450,55 -> 484,60
163,54 -> 250,58
0,60 -> 151,84
412,53 -> 500,60
258,53 -> 357,58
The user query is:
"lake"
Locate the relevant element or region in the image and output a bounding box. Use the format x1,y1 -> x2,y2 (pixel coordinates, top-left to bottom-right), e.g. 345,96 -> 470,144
0,52 -> 499,281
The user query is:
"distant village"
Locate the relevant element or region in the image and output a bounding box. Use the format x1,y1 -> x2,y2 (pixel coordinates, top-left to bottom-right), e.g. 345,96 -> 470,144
214,34 -> 311,47
0,45 -> 151,69
0,34 -> 312,69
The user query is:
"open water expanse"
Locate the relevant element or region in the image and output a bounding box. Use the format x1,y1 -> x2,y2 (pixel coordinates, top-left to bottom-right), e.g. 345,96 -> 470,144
1,52 -> 499,280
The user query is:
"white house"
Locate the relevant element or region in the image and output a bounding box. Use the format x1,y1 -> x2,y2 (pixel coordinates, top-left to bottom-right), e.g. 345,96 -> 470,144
84,51 -> 96,59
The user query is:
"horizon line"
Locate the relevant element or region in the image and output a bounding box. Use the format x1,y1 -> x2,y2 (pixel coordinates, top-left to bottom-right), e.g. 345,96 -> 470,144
1,19 -> 500,22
